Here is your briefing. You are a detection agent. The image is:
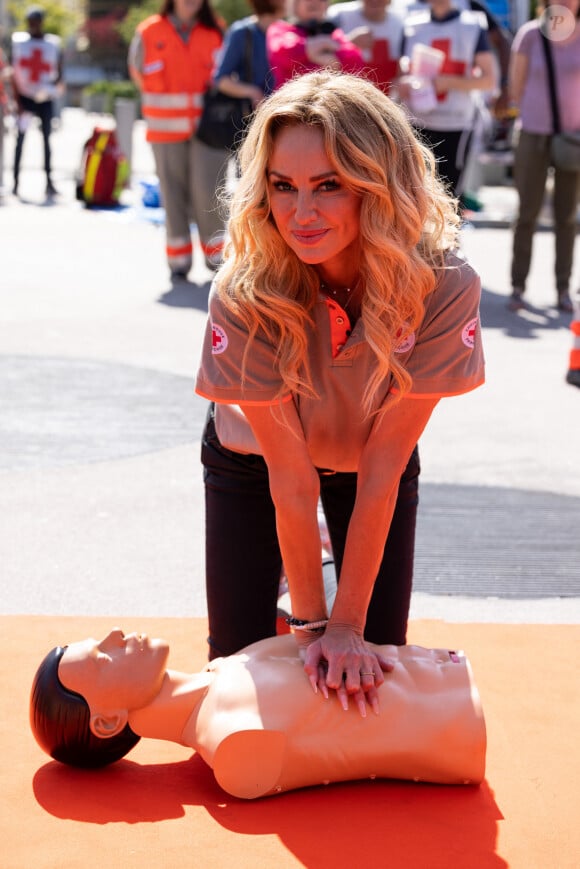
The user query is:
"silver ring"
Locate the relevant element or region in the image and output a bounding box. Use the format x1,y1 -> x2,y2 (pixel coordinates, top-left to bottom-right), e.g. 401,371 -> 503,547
361,672 -> 374,677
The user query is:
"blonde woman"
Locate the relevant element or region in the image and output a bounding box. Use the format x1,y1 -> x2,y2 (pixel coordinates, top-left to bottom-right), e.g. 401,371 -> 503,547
196,70 -> 484,708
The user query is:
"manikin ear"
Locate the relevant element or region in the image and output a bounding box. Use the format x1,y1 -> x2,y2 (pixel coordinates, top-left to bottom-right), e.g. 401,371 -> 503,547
89,710 -> 129,739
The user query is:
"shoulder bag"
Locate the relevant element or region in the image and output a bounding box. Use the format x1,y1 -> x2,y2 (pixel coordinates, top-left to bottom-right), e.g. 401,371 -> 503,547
196,27 -> 254,152
540,32 -> 580,173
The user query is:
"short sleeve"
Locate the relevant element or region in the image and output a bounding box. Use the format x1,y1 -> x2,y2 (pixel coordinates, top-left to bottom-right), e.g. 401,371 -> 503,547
396,257 -> 485,398
128,31 -> 143,72
213,24 -> 245,79
512,21 -> 535,57
195,287 -> 289,405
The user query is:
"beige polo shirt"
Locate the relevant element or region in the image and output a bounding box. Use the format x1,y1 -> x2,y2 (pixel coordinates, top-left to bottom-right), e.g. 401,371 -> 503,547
196,254 -> 485,472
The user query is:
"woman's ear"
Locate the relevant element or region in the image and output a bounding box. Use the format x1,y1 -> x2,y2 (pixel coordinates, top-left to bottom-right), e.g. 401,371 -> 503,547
89,710 -> 129,739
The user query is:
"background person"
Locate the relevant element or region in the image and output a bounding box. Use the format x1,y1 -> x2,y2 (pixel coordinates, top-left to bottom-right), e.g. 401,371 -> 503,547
128,0 -> 228,279
266,0 -> 366,89
10,5 -> 63,198
195,71 -> 485,703
507,0 -> 580,313
326,0 -> 405,95
399,0 -> 497,197
213,0 -> 286,111
0,44 -> 10,197
30,628 -> 487,797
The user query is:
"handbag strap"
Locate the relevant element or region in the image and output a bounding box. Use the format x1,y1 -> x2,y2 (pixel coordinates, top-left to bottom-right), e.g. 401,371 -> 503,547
243,26 -> 254,85
540,32 -> 561,134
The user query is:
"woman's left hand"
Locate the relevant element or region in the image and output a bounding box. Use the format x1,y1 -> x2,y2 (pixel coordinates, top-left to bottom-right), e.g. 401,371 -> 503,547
302,624 -> 396,717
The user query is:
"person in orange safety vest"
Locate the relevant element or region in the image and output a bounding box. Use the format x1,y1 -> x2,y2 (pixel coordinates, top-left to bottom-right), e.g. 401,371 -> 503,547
129,0 -> 228,278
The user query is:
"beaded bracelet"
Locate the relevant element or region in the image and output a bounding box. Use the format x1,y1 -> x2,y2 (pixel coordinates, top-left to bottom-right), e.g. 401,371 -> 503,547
285,617 -> 329,632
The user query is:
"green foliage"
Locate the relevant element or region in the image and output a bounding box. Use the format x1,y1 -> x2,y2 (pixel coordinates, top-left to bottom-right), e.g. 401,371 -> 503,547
116,0 -> 253,45
213,0 -> 252,26
82,79 -> 139,114
116,0 -> 160,45
6,0 -> 81,40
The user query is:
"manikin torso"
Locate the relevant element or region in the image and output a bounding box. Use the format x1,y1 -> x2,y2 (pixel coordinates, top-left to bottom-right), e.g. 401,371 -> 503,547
184,635 -> 486,799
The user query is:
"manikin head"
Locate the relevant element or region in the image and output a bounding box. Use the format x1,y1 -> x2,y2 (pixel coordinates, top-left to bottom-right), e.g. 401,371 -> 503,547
30,629 -> 169,768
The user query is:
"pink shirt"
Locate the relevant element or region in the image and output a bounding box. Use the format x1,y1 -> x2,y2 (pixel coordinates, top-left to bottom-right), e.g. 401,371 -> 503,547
513,20 -> 580,134
266,20 -> 366,90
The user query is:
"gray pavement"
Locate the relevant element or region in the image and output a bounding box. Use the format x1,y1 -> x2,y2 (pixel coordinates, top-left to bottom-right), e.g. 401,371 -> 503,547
1,108 -> 579,625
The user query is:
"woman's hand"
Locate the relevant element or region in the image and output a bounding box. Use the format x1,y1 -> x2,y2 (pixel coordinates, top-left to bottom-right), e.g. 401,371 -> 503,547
305,34 -> 341,67
302,624 -> 396,717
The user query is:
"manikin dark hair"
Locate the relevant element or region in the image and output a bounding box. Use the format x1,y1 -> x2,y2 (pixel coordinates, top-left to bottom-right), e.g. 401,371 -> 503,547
30,646 -> 141,768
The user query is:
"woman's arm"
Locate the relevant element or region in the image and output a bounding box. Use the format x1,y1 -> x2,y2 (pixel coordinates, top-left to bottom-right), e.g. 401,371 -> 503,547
216,75 -> 264,105
214,26 -> 265,105
241,402 -> 328,624
306,395 -> 439,694
127,32 -> 144,91
434,50 -> 497,94
508,49 -> 528,107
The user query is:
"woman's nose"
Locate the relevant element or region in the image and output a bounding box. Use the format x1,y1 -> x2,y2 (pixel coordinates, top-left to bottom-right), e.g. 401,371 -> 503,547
294,190 -> 318,223
104,627 -> 126,647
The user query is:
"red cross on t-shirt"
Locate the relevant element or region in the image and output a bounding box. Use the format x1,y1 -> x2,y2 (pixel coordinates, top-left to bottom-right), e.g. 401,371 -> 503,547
370,39 -> 399,92
431,39 -> 467,102
19,47 -> 51,83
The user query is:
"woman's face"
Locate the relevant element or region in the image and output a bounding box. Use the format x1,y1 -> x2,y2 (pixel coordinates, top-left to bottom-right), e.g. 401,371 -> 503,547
173,0 -> 203,24
59,629 -> 170,713
292,0 -> 329,23
267,124 -> 362,285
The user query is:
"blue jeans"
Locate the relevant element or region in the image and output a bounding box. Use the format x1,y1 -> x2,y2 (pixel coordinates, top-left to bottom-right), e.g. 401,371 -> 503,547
201,405 -> 420,659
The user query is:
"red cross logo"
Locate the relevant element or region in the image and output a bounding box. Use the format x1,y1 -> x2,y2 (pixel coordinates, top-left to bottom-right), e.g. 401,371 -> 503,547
19,48 -> 51,83
431,39 -> 467,102
370,39 -> 399,91
211,324 -> 228,355
462,318 -> 477,349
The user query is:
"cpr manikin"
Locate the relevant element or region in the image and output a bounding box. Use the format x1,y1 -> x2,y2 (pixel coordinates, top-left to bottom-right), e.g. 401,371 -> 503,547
30,632 -> 486,799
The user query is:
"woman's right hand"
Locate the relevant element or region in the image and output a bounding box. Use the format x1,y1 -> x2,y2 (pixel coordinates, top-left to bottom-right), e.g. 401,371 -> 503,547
302,624 -> 396,717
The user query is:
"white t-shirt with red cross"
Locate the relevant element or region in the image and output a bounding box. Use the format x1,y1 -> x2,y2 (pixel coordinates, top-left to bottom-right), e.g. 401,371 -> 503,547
11,32 -> 61,102
326,2 -> 405,93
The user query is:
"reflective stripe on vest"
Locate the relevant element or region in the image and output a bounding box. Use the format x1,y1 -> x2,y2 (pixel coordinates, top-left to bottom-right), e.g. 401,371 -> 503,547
141,92 -> 204,136
145,115 -> 192,133
142,92 -> 191,109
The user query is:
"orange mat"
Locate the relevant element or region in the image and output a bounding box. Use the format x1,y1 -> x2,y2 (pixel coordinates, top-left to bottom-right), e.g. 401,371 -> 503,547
2,616 -> 578,869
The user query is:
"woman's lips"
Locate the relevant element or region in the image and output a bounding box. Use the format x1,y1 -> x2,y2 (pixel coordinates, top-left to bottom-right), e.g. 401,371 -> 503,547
292,229 -> 329,245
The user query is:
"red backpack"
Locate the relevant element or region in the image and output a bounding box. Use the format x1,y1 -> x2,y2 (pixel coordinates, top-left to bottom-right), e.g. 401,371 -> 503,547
76,127 -> 129,207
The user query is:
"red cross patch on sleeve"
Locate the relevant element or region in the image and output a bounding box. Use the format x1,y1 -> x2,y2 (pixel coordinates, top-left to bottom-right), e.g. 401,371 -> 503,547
211,323 -> 228,355
462,318 -> 478,349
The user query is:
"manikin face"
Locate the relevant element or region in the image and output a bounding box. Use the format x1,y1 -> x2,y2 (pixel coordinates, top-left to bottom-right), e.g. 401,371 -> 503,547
59,628 -> 170,714
267,125 -> 362,286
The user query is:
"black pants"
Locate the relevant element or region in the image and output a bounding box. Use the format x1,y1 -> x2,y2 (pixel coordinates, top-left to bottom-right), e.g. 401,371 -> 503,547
418,127 -> 473,197
201,406 -> 420,659
14,96 -> 54,186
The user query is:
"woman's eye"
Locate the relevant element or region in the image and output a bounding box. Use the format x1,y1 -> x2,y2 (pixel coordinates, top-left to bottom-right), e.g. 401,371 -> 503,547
272,180 -> 294,192
319,179 -> 340,192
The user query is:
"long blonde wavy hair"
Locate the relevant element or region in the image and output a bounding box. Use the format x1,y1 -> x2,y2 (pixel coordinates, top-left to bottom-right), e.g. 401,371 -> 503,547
217,70 -> 461,413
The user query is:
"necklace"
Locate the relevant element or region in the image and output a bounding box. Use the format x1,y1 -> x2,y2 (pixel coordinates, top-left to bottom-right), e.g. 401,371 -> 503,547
320,278 -> 360,313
